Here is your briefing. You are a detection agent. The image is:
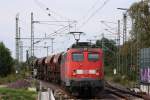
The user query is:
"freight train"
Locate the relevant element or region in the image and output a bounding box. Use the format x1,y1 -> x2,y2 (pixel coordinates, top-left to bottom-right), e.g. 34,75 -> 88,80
32,42 -> 104,97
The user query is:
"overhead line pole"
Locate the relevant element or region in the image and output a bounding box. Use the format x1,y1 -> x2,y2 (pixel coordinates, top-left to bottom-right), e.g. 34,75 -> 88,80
117,8 -> 128,75
102,33 -> 105,67
16,14 -> 19,62
118,20 -> 121,46
123,13 -> 128,75
117,8 -> 128,44
28,13 -> 76,58
31,12 -> 34,58
19,27 -> 23,62
117,20 -> 121,74
87,39 -> 96,46
123,13 -> 127,44
51,38 -> 54,53
20,41 -> 23,62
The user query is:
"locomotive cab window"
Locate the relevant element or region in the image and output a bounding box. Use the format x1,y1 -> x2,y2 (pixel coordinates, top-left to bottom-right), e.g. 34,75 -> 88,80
88,53 -> 99,61
72,53 -> 84,61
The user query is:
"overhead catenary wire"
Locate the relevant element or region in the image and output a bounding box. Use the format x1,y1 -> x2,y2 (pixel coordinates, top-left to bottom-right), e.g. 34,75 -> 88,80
101,22 -> 117,31
79,0 -> 102,22
78,0 -> 111,30
30,0 -> 78,49
33,0 -> 58,21
33,0 -> 71,21
33,0 -> 77,36
34,22 -> 75,43
36,22 -> 65,27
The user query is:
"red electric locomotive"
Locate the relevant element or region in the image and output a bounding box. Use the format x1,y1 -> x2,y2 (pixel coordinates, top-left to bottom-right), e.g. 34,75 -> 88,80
60,42 -> 104,96
33,42 -> 104,97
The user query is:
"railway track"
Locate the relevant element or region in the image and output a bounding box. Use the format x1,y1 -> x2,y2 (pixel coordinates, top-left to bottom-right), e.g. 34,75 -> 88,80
103,82 -> 150,100
104,82 -> 143,100
36,79 -> 148,100
36,80 -> 76,100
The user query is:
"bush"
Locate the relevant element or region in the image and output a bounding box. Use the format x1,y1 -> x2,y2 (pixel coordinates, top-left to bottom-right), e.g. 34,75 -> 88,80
0,42 -> 14,77
0,69 -> 28,85
113,75 -> 121,83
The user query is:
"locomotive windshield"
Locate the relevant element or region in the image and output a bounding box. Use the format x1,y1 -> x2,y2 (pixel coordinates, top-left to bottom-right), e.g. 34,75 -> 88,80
88,53 -> 99,61
72,53 -> 84,61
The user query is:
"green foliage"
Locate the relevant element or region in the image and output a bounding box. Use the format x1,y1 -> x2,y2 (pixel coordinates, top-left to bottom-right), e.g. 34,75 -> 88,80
96,37 -> 117,67
112,74 -> 137,87
129,0 -> 150,48
0,87 -> 37,100
0,42 -> 14,77
0,68 -> 30,85
115,0 -> 150,83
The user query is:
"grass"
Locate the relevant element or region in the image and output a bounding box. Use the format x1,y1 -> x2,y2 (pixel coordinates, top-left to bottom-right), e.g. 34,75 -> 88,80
0,70 -> 30,85
104,66 -> 137,88
0,87 -> 37,100
0,74 -> 22,85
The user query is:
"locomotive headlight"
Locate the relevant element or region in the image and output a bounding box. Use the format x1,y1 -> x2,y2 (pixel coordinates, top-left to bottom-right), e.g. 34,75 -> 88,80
89,70 -> 96,74
76,70 -> 83,74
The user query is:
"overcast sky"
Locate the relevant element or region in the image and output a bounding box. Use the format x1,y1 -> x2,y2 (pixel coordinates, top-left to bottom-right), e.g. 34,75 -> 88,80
0,0 -> 140,60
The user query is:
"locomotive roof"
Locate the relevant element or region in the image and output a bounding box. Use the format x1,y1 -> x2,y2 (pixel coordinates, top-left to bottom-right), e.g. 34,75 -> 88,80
70,42 -> 98,48
67,48 -> 102,53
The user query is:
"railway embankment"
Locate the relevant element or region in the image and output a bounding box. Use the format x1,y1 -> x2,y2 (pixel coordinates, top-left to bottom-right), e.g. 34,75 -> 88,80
0,77 -> 38,100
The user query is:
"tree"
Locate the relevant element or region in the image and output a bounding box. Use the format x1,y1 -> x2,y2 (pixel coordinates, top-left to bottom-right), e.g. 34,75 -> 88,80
0,42 -> 14,77
127,0 -> 150,80
96,37 -> 117,67
129,0 -> 150,48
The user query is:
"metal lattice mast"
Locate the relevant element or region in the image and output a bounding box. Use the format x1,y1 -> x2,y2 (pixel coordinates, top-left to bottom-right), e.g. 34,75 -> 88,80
123,13 -> 127,44
87,39 -> 96,46
20,41 -> 23,62
117,20 -> 121,73
18,27 -> 22,62
123,13 -> 128,75
51,38 -> 54,53
15,14 -> 19,61
31,12 -> 34,58
102,33 -> 105,67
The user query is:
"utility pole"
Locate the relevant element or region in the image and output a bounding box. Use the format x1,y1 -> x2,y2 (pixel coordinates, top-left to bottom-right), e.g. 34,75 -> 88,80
26,50 -> 29,70
117,8 -> 128,75
26,50 -> 29,63
118,20 -> 121,48
87,39 -> 96,46
20,41 -> 23,62
16,14 -> 19,62
44,41 -> 49,56
102,33 -> 105,66
123,13 -> 127,44
46,46 -> 48,56
117,20 -> 121,74
123,13 -> 128,75
102,33 -> 104,50
18,27 -> 21,62
19,27 -> 23,62
31,12 -> 34,58
51,38 -> 54,53
117,8 -> 128,44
